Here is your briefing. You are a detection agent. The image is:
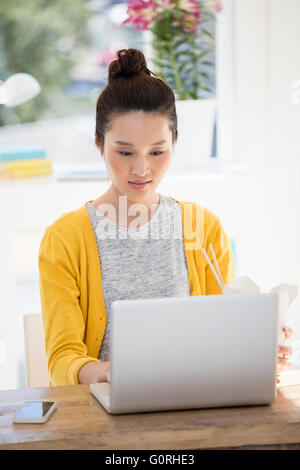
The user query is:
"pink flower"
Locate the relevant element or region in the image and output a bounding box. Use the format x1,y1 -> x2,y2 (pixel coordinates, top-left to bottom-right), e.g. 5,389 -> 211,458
179,0 -> 202,33
179,0 -> 201,17
202,0 -> 222,13
122,0 -> 156,30
155,0 -> 174,10
122,0 -> 204,32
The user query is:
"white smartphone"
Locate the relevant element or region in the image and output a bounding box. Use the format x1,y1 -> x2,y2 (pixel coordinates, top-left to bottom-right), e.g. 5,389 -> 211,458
13,401 -> 57,424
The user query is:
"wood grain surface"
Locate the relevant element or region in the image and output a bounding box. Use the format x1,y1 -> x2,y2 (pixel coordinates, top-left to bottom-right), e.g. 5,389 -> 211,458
0,383 -> 300,450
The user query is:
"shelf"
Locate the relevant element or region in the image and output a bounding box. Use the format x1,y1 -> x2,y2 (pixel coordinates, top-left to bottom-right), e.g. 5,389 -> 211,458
0,161 -> 249,186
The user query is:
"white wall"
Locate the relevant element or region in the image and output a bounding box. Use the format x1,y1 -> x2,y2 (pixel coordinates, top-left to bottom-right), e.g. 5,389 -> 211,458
265,0 -> 300,349
266,0 -> 300,278
217,0 -> 300,355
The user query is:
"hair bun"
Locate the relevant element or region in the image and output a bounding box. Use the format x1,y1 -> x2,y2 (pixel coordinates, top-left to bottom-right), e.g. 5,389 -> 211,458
108,48 -> 152,82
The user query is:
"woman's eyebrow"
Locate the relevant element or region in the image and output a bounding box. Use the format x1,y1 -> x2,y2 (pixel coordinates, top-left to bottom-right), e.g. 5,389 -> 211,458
114,140 -> 166,146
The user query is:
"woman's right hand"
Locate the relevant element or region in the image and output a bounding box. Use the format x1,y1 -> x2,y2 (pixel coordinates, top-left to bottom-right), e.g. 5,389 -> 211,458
101,361 -> 111,383
78,360 -> 110,384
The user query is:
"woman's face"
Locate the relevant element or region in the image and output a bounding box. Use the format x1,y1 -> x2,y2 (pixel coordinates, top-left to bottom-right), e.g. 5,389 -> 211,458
97,111 -> 173,205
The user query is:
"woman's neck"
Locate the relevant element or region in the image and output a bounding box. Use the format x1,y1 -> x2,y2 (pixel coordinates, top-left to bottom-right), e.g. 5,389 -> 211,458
92,186 -> 161,228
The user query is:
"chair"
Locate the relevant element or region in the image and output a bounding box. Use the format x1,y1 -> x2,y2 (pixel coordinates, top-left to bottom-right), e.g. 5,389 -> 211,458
23,313 -> 49,388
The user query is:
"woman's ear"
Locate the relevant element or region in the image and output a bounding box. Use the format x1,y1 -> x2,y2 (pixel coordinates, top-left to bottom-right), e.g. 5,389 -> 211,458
95,134 -> 104,156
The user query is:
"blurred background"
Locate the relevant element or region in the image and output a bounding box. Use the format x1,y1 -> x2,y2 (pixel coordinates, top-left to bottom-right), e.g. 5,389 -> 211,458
0,0 -> 299,390
0,0 -> 140,127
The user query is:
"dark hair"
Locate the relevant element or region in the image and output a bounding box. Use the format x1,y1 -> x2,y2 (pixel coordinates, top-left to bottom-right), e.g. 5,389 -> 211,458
95,48 -> 178,155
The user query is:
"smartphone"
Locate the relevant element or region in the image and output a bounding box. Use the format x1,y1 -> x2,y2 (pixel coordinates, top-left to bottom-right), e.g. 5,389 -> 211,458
13,401 -> 57,424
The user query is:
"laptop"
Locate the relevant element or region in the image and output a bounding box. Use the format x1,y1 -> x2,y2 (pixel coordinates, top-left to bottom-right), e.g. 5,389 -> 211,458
89,293 -> 279,414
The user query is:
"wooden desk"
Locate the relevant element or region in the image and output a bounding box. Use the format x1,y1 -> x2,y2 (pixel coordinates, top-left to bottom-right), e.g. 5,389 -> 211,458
1,380 -> 300,450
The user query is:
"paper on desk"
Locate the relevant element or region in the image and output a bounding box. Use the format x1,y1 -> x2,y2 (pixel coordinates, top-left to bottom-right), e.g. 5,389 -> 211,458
52,162 -> 109,181
222,276 -> 299,346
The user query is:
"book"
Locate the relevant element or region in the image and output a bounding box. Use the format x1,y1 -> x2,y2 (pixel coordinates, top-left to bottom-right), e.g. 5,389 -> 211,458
11,167 -> 52,178
0,158 -> 52,179
0,145 -> 46,162
0,157 -> 52,170
0,166 -> 52,179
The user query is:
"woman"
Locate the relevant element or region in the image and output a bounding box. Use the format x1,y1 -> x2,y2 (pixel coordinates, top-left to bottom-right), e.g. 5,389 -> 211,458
38,48 -> 292,386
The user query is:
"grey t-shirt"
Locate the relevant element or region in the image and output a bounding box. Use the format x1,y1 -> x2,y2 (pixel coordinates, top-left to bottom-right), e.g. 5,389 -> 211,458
86,193 -> 191,361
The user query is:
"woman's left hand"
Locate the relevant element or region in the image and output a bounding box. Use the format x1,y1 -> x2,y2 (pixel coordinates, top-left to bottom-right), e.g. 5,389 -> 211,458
277,326 -> 293,383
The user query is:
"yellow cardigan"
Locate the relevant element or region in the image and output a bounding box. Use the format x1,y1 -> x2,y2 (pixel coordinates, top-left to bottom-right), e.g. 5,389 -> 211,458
38,197 -> 235,386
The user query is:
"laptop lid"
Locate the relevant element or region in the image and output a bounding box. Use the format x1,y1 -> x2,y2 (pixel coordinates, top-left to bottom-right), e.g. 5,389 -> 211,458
107,293 -> 279,414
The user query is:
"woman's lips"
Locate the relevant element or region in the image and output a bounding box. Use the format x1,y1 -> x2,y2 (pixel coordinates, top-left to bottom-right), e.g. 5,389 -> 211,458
129,181 -> 151,190
129,181 -> 151,189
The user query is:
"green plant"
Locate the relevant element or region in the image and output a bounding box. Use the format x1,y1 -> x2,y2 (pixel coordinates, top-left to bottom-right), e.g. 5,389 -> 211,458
122,0 -> 222,99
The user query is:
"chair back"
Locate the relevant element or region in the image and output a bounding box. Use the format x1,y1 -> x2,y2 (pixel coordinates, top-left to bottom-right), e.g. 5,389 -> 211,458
23,313 -> 49,388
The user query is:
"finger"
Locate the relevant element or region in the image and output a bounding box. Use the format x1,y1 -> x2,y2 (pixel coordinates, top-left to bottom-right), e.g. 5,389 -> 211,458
277,358 -> 292,373
277,358 -> 292,372
277,363 -> 286,374
282,326 -> 293,339
278,356 -> 292,366
278,345 -> 293,356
